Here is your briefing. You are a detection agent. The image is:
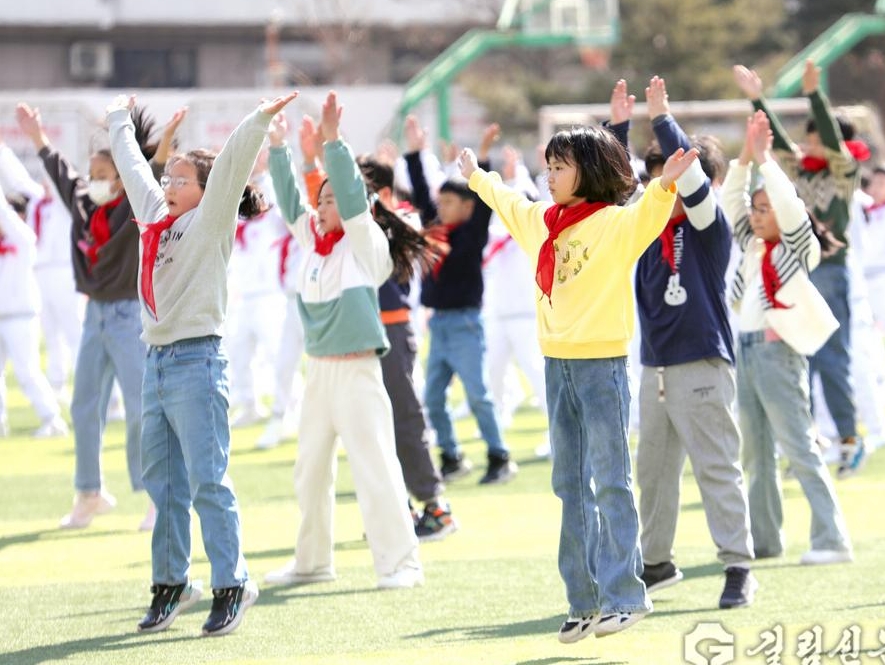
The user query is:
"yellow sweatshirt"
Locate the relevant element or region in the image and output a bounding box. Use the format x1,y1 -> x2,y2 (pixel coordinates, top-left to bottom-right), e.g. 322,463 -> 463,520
469,170 -> 676,359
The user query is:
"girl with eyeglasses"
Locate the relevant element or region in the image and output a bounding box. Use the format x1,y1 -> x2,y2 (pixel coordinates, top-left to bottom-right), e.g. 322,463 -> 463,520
721,109 -> 852,568
15,102 -> 157,531
106,90 -> 299,637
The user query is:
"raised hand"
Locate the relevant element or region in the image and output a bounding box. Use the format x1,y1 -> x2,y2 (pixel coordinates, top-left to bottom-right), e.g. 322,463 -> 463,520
375,139 -> 399,166
259,90 -> 299,118
404,115 -> 426,154
738,115 -> 754,166
501,145 -> 520,182
659,147 -> 700,191
610,79 -> 636,125
801,59 -> 820,96
268,111 -> 289,147
439,138 -> 460,165
15,103 -> 49,149
457,147 -> 479,180
298,115 -> 322,164
733,65 -> 764,101
478,122 -> 501,161
154,106 -> 189,165
645,76 -> 670,119
319,91 -> 342,143
749,109 -> 773,164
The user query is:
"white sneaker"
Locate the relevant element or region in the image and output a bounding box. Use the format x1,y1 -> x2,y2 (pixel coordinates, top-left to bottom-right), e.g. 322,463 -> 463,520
255,416 -> 283,449
800,549 -> 854,565
230,405 -> 268,428
377,566 -> 424,590
534,439 -> 551,459
34,415 -> 69,438
59,490 -> 117,529
139,502 -> 157,532
264,559 -> 336,585
594,611 -> 647,637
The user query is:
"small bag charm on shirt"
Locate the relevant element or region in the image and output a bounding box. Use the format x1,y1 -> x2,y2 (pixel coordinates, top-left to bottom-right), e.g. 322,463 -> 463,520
664,273 -> 687,306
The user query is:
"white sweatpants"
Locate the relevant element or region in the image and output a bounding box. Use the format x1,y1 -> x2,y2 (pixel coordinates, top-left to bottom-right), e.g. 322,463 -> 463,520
486,315 -> 548,416
35,264 -> 83,390
227,291 -> 286,410
0,316 -> 60,421
270,297 -> 305,418
292,355 -> 420,579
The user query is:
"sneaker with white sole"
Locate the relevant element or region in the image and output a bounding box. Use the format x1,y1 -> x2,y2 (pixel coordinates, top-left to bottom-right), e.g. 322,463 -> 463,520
59,490 -> 117,529
800,548 -> 853,565
377,566 -> 424,589
558,613 -> 599,643
264,559 -> 336,585
137,579 -> 203,633
33,415 -> 68,438
594,611 -> 646,637
837,437 -> 866,478
641,561 -> 683,595
255,416 -> 284,449
202,580 -> 258,637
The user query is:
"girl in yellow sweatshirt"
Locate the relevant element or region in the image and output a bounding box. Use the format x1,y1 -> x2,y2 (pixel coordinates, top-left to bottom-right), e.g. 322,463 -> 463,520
459,120 -> 697,642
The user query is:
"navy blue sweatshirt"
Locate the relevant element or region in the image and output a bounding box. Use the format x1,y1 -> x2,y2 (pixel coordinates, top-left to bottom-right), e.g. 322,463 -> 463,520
405,151 -> 492,310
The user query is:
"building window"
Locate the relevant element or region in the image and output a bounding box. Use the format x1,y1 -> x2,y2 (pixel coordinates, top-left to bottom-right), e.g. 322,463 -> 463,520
108,48 -> 196,88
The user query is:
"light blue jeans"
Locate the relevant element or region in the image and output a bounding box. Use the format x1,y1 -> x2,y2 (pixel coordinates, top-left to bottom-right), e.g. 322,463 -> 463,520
423,308 -> 508,458
141,336 -> 248,589
546,356 -> 651,617
809,263 -> 856,439
71,298 -> 145,492
737,331 -> 852,556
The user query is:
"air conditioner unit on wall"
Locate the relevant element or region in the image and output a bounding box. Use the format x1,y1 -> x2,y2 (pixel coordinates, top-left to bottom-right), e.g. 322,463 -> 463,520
69,42 -> 114,80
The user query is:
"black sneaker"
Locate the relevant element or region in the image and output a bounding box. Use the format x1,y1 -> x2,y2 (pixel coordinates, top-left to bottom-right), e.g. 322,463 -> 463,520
201,580 -> 259,637
137,580 -> 203,633
640,561 -> 683,594
440,452 -> 473,481
558,613 -> 599,643
478,453 -> 518,485
718,566 -> 757,609
415,500 -> 458,542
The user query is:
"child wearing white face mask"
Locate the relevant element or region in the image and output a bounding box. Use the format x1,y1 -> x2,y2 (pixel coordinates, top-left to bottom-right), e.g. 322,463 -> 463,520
15,102 -> 155,531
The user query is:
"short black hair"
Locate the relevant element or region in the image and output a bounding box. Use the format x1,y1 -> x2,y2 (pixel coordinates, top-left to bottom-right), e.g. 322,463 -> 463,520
545,125 -> 636,204
806,114 -> 855,141
438,178 -> 473,200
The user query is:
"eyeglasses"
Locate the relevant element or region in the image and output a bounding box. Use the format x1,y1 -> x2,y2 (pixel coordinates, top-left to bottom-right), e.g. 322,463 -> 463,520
160,175 -> 203,190
750,204 -> 772,215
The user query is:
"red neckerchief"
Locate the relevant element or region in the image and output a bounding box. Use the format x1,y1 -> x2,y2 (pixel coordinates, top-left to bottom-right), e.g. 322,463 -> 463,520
310,217 -> 344,256
865,201 -> 885,217
234,205 -> 273,250
77,195 -> 124,268
482,234 -> 513,269
136,214 -> 179,320
659,213 -> 687,273
761,239 -> 790,309
274,235 -> 292,286
537,201 -> 610,303
801,140 -> 871,173
32,196 -> 52,241
0,237 -> 16,256
423,221 -> 462,278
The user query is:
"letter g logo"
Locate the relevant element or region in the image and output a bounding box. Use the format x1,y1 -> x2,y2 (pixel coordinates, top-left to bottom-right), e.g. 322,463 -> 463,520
684,621 -> 736,665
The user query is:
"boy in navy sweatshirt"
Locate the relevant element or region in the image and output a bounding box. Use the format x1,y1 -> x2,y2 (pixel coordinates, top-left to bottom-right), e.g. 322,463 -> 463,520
403,117 -> 515,485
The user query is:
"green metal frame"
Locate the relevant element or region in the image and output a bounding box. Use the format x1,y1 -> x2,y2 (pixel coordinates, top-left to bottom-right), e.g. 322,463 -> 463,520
770,9 -> 885,98
393,1 -> 619,142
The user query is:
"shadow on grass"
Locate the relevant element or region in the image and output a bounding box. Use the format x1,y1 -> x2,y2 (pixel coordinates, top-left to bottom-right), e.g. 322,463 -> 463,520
0,526 -> 121,553
1,632 -> 198,665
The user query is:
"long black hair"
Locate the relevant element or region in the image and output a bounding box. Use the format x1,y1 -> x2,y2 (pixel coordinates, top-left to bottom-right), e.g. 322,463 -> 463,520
95,104 -> 160,165
357,155 -> 439,283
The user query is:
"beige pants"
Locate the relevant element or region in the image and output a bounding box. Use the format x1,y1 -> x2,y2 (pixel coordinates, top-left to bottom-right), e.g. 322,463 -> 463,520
292,355 -> 420,579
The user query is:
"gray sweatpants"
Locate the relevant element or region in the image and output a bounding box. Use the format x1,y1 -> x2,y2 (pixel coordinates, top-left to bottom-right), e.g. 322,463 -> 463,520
635,358 -> 753,567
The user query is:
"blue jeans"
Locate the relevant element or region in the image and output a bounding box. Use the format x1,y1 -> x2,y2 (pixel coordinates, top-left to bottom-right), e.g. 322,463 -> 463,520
809,263 -> 856,439
423,308 -> 507,458
737,332 -> 851,555
546,356 -> 651,616
141,336 -> 248,589
71,299 -> 145,492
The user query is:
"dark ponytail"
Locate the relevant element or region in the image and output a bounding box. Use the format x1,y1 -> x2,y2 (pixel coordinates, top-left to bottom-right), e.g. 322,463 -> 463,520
369,197 -> 438,283
238,183 -> 267,219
